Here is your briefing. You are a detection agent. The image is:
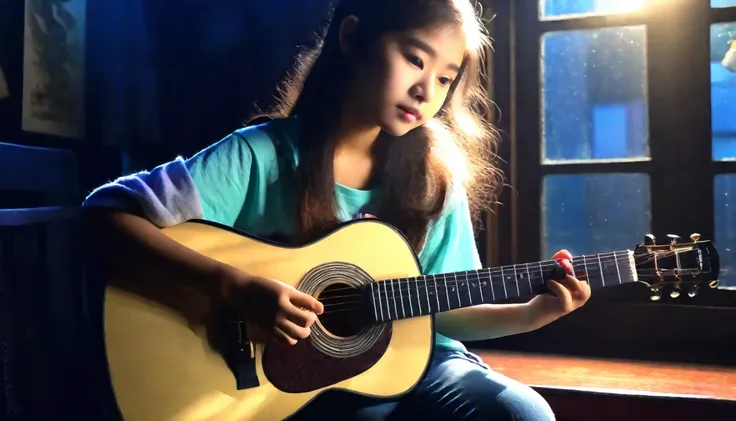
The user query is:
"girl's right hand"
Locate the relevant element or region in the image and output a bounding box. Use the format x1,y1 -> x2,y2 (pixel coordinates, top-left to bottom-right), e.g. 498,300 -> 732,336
220,269 -> 324,345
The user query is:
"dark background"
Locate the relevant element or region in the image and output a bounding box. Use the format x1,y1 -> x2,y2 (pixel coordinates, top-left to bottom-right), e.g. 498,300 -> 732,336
1,0 -> 735,420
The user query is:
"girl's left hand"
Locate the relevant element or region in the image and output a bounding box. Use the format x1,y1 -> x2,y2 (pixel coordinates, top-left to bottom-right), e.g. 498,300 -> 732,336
528,249 -> 591,326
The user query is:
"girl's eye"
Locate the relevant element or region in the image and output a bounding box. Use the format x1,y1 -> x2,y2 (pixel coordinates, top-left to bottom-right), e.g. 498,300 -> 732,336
439,76 -> 453,86
406,55 -> 424,69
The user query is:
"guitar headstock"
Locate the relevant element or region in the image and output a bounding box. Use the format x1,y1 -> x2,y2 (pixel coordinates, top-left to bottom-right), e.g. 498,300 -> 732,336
633,233 -> 720,301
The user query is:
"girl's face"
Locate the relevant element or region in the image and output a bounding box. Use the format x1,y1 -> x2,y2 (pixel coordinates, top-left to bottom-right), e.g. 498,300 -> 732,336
346,23 -> 467,136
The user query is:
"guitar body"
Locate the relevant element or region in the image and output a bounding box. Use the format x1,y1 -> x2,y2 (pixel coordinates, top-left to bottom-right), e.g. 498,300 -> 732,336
103,220 -> 434,421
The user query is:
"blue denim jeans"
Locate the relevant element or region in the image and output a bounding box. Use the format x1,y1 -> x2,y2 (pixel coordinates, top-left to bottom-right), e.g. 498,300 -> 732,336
290,349 -> 556,421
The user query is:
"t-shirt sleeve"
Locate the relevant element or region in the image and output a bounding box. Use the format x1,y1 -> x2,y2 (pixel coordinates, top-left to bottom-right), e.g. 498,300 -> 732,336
184,132 -> 256,226
418,189 -> 482,276
81,131 -> 255,228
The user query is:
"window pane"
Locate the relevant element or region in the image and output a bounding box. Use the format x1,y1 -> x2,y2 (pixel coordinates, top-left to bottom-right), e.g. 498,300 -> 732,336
711,23 -> 736,160
712,0 -> 736,8
542,174 -> 651,259
714,175 -> 736,287
540,0 -> 644,19
542,26 -> 649,162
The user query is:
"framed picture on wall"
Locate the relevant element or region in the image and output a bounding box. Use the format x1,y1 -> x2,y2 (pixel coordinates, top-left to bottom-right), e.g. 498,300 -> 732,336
22,0 -> 85,138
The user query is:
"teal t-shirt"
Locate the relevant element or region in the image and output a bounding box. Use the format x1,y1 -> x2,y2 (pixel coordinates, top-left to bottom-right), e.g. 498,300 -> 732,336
182,117 -> 482,352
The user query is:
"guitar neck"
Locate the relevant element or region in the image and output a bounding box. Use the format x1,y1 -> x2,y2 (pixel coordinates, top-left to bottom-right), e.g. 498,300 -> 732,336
366,250 -> 636,323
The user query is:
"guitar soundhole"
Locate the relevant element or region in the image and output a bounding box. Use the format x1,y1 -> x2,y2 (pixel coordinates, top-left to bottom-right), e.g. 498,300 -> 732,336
262,262 -> 392,393
318,282 -> 367,338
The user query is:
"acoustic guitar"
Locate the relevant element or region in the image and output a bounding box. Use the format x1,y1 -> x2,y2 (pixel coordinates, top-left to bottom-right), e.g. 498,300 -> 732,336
102,220 -> 720,421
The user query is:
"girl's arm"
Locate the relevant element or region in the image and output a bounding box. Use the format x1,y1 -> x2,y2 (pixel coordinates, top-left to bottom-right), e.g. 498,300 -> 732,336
83,128 -> 322,344
435,302 -> 537,342
83,208 -> 237,299
82,129 -> 247,289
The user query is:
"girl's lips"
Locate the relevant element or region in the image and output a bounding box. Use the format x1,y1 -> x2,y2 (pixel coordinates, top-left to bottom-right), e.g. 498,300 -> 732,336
397,105 -> 421,122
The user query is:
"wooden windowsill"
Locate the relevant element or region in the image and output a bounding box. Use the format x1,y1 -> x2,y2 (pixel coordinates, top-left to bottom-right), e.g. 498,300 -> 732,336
473,350 -> 736,401
472,350 -> 736,420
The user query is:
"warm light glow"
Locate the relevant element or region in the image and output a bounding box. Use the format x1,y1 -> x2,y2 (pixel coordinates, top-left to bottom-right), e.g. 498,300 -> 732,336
723,40 -> 736,73
595,0 -> 645,14
542,0 -> 650,21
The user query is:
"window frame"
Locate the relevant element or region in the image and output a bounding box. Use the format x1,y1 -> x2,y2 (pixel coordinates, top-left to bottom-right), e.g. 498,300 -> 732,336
478,0 -> 736,366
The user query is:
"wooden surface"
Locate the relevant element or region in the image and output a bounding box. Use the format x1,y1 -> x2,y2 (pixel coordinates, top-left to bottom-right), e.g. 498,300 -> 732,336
474,350 -> 736,400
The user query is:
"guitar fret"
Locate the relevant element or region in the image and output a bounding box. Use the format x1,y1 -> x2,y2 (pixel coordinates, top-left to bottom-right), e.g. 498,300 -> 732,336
433,275 -> 440,312
377,281 -> 385,322
386,281 -> 392,322
397,279 -> 405,318
370,250 -> 638,323
490,268 -> 496,300
538,262 -> 544,286
386,281 -> 393,321
577,252 -> 630,289
400,280 -> 407,316
405,279 -> 413,317
388,281 -> 394,320
586,255 -> 602,288
500,266 -> 508,299
460,273 -> 469,305
445,273 -> 452,310
476,271 -> 484,303
370,282 -> 378,322
415,277 -> 421,315
424,277 -> 432,313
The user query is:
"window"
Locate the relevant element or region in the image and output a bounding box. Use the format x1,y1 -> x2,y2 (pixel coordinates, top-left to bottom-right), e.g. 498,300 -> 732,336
541,26 -> 649,162
711,22 -> 736,162
501,0 -> 736,287
713,0 -> 736,8
543,174 -> 651,258
540,0 -> 645,20
712,21 -> 736,287
483,0 -> 736,363
539,24 -> 651,258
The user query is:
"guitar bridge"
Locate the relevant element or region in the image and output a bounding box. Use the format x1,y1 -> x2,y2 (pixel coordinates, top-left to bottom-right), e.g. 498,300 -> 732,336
231,320 -> 255,358
218,315 -> 259,390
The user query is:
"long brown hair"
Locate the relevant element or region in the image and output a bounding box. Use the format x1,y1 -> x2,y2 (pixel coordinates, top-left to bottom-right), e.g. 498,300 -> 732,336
255,0 -> 501,251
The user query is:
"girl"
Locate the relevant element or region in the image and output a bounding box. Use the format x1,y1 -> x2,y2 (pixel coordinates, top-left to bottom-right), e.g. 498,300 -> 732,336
83,0 -> 590,419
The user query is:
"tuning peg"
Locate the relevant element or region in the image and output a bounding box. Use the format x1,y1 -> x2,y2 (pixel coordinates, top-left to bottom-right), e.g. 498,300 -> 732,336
670,286 -> 681,298
688,285 -> 699,298
690,233 -> 701,242
709,280 -> 719,289
667,234 -> 681,250
649,286 -> 662,301
644,234 -> 656,245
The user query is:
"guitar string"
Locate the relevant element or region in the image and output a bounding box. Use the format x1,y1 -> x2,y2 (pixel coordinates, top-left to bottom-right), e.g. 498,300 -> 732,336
317,249 -> 682,301
314,251 -> 628,297
316,253 -> 703,314
312,249 -> 688,297
318,268 -> 697,310
319,267 -> 701,309
317,265 -> 707,318
317,254 -> 630,303
318,255 -> 634,312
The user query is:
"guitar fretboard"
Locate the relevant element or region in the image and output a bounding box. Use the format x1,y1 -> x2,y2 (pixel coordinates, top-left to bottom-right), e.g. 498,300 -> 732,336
367,250 -> 635,323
